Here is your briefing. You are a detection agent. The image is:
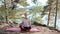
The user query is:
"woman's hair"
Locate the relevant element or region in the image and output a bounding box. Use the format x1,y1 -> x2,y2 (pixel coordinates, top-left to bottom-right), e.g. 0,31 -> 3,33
24,12 -> 27,15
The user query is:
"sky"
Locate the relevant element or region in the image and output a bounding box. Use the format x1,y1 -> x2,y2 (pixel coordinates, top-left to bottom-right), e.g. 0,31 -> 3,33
38,0 -> 48,6
0,1 -> 3,5
26,0 -> 48,6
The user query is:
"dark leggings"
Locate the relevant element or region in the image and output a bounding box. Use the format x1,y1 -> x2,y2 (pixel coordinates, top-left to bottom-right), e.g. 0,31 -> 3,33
19,26 -> 31,31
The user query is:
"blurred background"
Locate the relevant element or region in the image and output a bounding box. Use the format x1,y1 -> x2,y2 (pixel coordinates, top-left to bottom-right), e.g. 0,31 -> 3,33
0,0 -> 60,31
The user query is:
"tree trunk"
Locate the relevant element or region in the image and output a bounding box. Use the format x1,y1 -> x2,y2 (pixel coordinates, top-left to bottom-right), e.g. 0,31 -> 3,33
54,0 -> 58,28
4,0 -> 8,23
47,0 -> 52,26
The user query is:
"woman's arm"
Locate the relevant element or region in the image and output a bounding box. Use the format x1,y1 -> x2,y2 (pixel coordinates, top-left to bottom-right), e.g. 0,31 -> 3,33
29,19 -> 31,26
20,21 -> 24,26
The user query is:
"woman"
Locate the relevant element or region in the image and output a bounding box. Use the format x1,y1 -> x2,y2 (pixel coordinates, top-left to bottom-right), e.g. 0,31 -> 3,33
19,12 -> 31,32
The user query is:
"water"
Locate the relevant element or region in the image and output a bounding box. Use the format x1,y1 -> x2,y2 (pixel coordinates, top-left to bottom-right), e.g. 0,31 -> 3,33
56,19 -> 60,30
42,15 -> 60,30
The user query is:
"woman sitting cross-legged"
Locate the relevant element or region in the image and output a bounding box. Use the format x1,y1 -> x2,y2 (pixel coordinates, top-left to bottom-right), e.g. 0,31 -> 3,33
19,12 -> 31,32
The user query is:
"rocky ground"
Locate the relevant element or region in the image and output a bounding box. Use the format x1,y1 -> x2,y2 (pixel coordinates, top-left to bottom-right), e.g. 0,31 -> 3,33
0,23 -> 60,34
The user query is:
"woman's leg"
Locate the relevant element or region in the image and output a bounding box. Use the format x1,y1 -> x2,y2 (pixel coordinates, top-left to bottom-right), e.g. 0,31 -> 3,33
24,27 -> 31,34
19,26 -> 23,31
27,27 -> 31,34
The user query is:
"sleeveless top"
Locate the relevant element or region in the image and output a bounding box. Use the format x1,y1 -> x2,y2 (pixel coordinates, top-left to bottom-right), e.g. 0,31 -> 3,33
22,18 -> 30,27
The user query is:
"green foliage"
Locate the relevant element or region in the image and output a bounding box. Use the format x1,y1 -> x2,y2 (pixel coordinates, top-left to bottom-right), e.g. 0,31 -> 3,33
19,0 -> 29,7
35,16 -> 42,24
0,16 -> 4,20
32,6 -> 43,13
0,5 -> 6,16
0,0 -> 43,24
48,0 -> 54,4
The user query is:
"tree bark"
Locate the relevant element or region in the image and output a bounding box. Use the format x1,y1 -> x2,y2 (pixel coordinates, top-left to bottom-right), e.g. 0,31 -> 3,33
47,0 -> 52,26
4,0 -> 8,23
54,0 -> 58,28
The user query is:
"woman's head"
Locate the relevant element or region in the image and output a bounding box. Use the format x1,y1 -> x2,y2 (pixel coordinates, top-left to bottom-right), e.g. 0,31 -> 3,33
24,12 -> 27,18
